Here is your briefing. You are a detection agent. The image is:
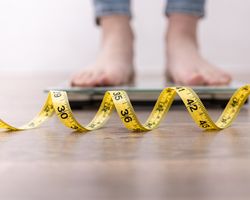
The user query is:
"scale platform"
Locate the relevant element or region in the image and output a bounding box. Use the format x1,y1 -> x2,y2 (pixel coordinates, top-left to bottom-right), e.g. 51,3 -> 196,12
46,81 -> 247,109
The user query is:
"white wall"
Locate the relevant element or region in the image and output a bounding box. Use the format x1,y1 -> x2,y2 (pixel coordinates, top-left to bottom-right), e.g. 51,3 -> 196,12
0,0 -> 250,74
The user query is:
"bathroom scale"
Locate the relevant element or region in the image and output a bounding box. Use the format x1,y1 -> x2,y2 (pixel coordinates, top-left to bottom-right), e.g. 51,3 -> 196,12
46,80 -> 247,109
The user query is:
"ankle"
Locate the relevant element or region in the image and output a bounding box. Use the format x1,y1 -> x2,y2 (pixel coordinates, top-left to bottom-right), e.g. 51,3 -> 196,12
100,15 -> 134,40
166,14 -> 199,47
168,14 -> 198,36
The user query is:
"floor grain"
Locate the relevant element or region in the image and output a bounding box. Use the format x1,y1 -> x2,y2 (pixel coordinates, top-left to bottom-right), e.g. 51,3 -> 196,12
0,71 -> 250,200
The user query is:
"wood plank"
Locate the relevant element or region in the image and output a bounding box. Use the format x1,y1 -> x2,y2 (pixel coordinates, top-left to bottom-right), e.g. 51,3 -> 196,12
0,71 -> 250,200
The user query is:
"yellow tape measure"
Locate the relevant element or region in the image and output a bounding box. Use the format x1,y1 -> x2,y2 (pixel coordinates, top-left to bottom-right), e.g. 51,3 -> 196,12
0,85 -> 249,132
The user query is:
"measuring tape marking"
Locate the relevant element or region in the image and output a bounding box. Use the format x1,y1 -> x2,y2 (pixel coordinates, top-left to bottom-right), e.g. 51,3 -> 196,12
1,85 -> 250,132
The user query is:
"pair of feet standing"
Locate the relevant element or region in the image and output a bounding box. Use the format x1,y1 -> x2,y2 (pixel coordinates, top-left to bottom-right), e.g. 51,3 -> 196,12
71,14 -> 231,87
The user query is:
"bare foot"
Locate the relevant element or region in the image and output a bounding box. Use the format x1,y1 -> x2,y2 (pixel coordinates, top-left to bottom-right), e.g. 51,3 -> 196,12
71,16 -> 134,87
166,14 -> 231,86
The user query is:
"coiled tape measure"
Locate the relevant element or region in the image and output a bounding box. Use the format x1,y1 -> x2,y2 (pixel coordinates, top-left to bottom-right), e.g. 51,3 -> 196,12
0,85 -> 249,132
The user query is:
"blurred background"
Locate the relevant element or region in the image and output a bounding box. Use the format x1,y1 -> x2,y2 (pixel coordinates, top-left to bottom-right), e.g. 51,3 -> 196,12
0,0 -> 250,75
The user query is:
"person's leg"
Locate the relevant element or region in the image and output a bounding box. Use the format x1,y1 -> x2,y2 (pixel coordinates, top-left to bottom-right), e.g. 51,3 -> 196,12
165,0 -> 231,85
71,0 -> 134,87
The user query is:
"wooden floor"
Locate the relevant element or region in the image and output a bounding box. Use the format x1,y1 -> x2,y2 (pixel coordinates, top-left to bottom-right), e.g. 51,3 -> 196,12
0,71 -> 250,200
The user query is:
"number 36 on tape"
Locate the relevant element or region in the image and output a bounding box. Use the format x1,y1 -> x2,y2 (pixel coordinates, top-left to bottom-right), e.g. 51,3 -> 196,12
0,85 -> 250,132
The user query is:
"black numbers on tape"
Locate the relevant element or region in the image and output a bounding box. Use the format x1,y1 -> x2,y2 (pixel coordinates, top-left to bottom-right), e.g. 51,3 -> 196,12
199,120 -> 210,128
28,122 -> 35,128
89,123 -> 96,128
165,88 -> 173,93
53,91 -> 62,98
176,87 -> 185,92
121,109 -> 133,123
57,105 -> 68,119
113,92 -> 123,100
221,116 -> 231,124
71,125 -> 79,130
44,105 -> 52,113
156,103 -> 164,112
187,99 -> 198,112
189,105 -> 198,112
124,116 -> 132,123
57,105 -> 65,112
231,97 -> 239,107
101,102 -> 111,113
121,109 -> 129,116
60,113 -> 68,119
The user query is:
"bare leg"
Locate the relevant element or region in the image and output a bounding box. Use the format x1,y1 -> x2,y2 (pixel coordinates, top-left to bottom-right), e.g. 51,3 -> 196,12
71,16 -> 134,87
166,14 -> 231,85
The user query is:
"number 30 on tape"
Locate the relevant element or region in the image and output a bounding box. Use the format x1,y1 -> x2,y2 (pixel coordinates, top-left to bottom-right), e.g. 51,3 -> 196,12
0,85 -> 250,132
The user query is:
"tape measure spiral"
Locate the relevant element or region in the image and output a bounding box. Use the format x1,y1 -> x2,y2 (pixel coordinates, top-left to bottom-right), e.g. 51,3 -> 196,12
0,85 -> 249,132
